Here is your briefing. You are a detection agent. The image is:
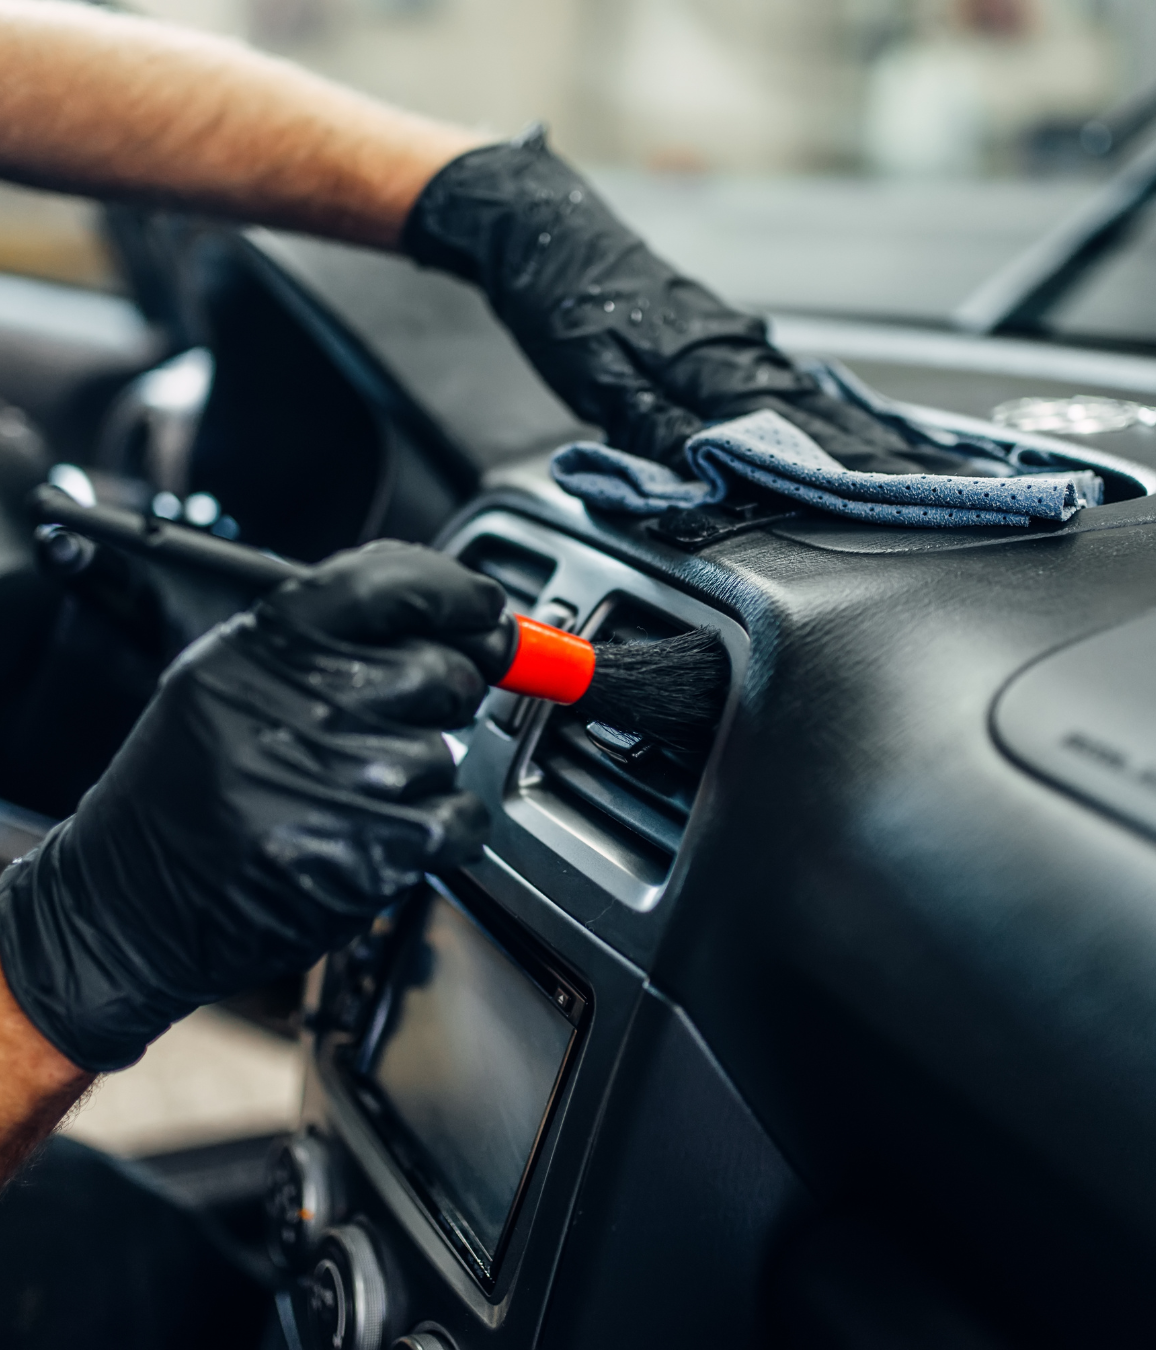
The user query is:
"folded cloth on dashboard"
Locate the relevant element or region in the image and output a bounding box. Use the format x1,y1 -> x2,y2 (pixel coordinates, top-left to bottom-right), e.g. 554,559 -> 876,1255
551,407 -> 1104,529
548,442 -> 713,515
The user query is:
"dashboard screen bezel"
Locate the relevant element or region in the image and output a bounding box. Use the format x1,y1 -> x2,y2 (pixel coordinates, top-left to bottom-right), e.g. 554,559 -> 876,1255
346,875 -> 588,1289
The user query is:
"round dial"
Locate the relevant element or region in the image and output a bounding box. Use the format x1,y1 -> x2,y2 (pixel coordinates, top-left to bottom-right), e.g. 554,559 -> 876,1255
393,1335 -> 452,1350
304,1224 -> 388,1350
265,1131 -> 338,1269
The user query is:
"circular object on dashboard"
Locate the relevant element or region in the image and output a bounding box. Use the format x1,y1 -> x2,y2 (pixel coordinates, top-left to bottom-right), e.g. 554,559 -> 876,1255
305,1223 -> 388,1350
265,1131 -> 339,1269
392,1336 -> 452,1350
990,395 -> 1154,436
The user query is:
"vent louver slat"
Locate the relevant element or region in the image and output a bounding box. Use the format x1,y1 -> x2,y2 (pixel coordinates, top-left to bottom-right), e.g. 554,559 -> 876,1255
537,747 -> 686,856
551,722 -> 694,821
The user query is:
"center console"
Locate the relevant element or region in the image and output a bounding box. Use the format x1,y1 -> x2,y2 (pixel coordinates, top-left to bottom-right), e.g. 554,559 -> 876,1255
265,503 -> 802,1350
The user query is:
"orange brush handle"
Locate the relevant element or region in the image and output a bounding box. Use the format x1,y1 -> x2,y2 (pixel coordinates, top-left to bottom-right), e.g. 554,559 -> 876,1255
495,615 -> 596,704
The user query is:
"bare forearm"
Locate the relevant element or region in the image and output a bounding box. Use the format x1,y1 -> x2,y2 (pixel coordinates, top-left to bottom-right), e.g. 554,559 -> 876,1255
0,0 -> 488,248
0,963 -> 92,1184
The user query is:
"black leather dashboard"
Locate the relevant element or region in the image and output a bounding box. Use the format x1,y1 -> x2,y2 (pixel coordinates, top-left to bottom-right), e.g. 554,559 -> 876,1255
296,448 -> 1156,1347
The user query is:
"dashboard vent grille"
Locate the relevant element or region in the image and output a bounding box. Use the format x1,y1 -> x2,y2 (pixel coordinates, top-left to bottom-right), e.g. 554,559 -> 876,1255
524,601 -> 711,875
459,535 -> 555,612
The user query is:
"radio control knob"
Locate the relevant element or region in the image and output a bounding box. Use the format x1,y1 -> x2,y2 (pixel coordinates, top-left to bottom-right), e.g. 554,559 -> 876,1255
265,1131 -> 339,1269
305,1223 -> 388,1350
393,1336 -> 451,1350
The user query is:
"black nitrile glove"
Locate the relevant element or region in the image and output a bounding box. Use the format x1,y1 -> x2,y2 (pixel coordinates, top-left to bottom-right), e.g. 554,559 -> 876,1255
403,127 -> 962,476
0,541 -> 503,1073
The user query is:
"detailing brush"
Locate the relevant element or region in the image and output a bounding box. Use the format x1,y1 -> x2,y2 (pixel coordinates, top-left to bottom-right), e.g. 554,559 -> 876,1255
574,626 -> 729,754
459,613 -> 730,755
29,485 -> 731,752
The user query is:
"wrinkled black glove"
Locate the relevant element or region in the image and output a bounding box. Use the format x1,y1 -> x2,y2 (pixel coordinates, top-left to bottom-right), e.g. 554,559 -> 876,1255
403,127 -> 958,476
0,541 -> 504,1073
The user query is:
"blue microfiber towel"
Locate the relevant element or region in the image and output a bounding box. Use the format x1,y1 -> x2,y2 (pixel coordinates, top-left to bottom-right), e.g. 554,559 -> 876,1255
549,442 -> 712,515
551,406 -> 1104,529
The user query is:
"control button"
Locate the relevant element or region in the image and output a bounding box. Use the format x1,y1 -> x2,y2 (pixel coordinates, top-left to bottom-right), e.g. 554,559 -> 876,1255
393,1335 -> 452,1350
584,720 -> 654,765
304,1224 -> 388,1350
265,1131 -> 340,1269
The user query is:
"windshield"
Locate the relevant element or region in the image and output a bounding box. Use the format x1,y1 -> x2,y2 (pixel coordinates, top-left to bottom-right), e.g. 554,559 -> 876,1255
4,0 -> 1155,334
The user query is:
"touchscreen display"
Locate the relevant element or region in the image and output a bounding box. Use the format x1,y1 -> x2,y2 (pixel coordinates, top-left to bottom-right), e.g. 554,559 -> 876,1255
365,887 -> 579,1272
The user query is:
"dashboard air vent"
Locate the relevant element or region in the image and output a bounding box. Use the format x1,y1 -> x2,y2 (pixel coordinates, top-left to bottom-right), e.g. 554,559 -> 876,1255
459,535 -> 555,613
522,601 -> 714,879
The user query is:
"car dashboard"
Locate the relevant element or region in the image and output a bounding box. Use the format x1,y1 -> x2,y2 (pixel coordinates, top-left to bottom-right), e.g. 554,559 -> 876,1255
4,212 -> 1156,1349
270,425 -> 1156,1349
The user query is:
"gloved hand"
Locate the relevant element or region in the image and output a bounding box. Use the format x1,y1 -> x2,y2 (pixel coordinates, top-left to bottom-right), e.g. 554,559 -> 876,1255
403,127 -> 959,477
0,540 -> 503,1073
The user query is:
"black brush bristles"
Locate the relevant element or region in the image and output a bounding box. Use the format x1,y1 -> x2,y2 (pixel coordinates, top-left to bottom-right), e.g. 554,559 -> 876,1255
574,627 -> 730,755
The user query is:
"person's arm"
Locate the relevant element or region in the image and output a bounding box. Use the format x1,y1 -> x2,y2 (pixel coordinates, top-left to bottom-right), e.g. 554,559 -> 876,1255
401,131 -> 933,473
0,0 -> 488,248
0,965 -> 92,1181
0,1 -> 896,476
